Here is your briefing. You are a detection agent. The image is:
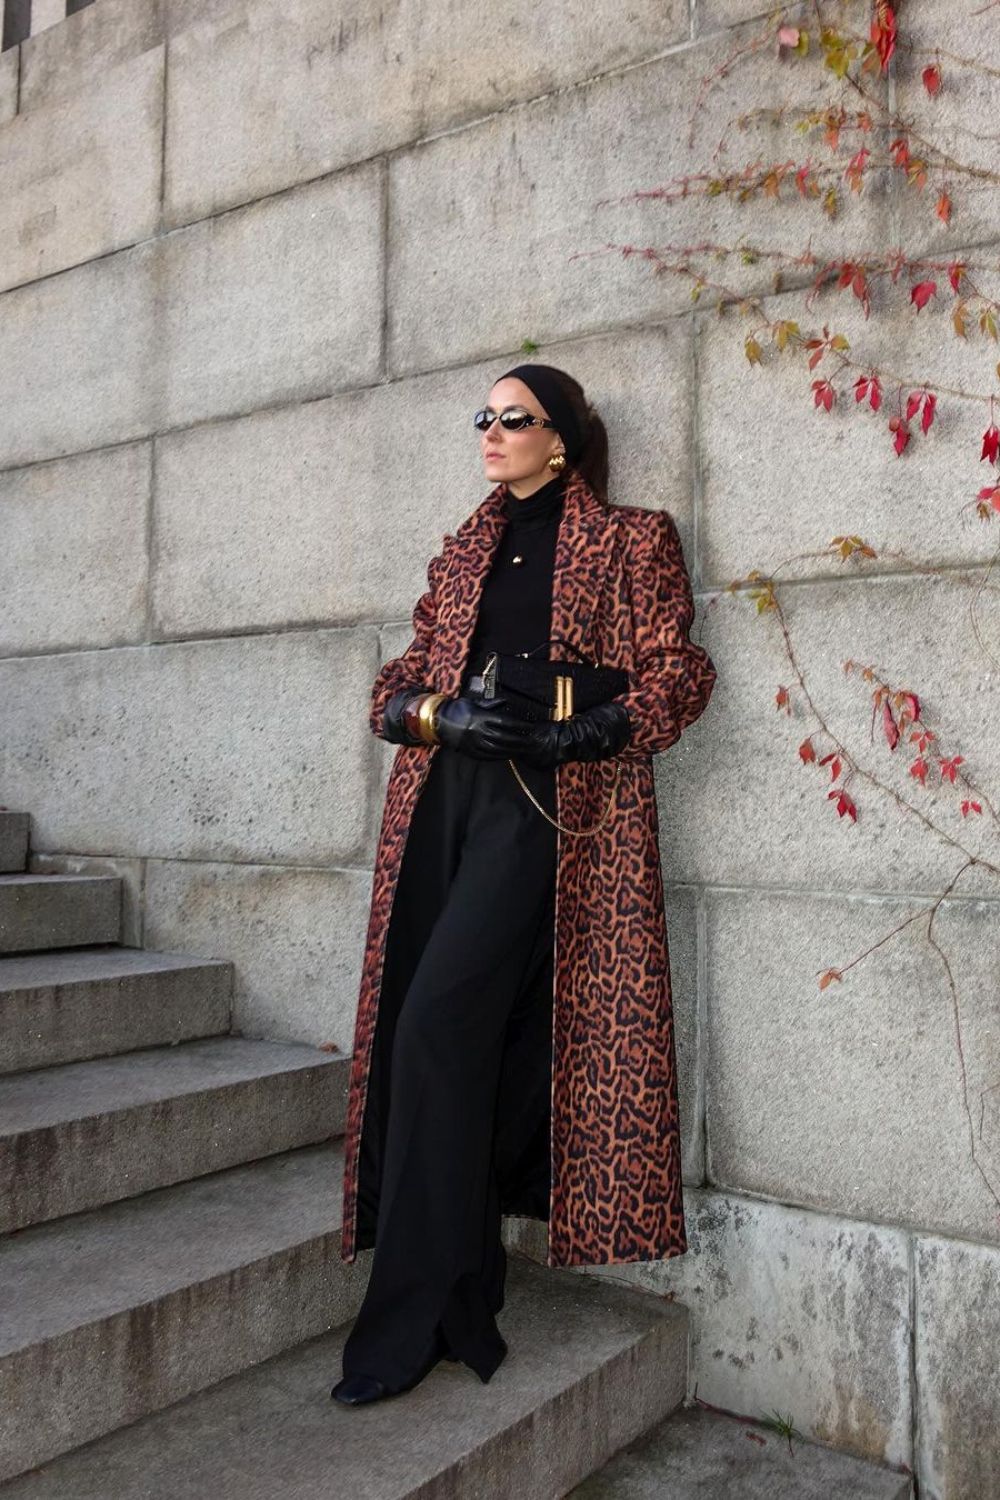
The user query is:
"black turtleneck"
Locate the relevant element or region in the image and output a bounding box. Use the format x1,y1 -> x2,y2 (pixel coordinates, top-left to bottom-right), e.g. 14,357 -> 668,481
459,471 -> 567,693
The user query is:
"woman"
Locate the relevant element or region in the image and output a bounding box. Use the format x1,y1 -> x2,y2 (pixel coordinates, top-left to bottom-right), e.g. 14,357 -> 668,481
331,363 -> 717,1407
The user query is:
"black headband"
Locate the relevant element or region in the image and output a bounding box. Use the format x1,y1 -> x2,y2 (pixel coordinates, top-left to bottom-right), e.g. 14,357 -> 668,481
496,363 -> 585,463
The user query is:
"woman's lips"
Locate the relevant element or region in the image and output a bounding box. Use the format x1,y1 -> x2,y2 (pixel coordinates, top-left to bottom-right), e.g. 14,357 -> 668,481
486,452 -> 504,458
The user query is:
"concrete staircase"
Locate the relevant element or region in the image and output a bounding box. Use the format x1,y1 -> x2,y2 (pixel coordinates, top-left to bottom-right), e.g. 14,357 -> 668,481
0,809 -> 913,1497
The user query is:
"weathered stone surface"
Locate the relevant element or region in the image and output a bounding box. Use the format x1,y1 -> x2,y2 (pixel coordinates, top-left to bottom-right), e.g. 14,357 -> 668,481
0,168 -> 382,468
916,1233 -> 1000,1500
509,1189 -> 913,1469
0,49 -> 162,293
0,629 -> 379,866
696,0 -> 775,29
894,0 -> 1000,260
144,858 -> 372,1051
165,0 -> 688,226
156,165 -> 383,432
663,571 -> 1000,893
387,14 -> 890,375
151,325 -> 694,637
0,443 -> 150,655
19,0 -> 167,112
705,888 -> 1000,1245
697,270 -> 1000,584
570,1404 -> 913,1498
28,853 -> 144,947
0,238 -> 158,468
0,44 -> 18,122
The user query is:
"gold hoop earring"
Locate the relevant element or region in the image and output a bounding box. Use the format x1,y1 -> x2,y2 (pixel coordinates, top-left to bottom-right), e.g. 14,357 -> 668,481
548,452 -> 566,471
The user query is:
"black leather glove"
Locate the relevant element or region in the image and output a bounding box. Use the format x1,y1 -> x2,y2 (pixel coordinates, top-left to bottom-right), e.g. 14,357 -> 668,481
434,695 -> 537,761
381,687 -> 435,745
503,702 -> 633,768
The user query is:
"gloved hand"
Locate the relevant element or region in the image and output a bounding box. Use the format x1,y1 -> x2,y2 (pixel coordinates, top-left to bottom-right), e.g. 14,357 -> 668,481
381,688 -> 436,745
502,702 -> 633,768
433,695 -> 537,760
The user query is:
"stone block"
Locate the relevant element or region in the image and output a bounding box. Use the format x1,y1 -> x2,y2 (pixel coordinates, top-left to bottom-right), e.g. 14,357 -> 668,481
388,12 -> 891,375
0,49 -> 162,293
664,571 -> 1000,892
19,0 -> 166,112
0,443 -> 150,655
579,1189 -> 913,1469
916,1233 -> 1000,1500
893,1 -> 1000,261
165,0 -> 687,226
0,238 -> 159,469
698,277 -> 1000,587
705,888 -> 1000,1246
144,858 -> 373,1052
0,628 -> 379,866
156,165 -> 383,432
0,168 -> 382,468
28,853 -> 144,947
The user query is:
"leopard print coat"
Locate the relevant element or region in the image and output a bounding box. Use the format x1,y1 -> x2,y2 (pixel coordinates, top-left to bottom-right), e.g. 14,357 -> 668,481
340,467 -> 717,1268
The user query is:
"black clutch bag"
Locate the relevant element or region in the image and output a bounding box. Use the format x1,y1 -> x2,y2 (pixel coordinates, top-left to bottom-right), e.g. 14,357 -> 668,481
478,636 -> 631,722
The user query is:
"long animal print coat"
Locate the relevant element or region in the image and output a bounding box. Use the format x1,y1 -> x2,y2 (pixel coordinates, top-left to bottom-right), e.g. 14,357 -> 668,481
340,467 -> 717,1268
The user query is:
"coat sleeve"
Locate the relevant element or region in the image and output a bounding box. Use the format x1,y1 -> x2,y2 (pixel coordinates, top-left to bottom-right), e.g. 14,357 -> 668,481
609,508 -> 717,760
368,536 -> 454,740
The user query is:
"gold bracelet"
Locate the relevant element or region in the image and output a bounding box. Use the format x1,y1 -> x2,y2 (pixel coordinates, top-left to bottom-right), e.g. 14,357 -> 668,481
417,692 -> 449,745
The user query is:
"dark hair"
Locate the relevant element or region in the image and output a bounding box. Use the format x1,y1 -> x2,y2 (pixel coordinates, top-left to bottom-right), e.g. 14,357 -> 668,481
543,367 -> 610,506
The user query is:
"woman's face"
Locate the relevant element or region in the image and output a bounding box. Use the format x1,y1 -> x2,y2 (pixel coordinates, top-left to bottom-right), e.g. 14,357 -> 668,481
480,377 -> 566,495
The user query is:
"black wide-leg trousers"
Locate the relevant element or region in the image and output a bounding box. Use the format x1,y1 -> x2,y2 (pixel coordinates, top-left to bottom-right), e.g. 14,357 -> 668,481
342,743 -> 558,1391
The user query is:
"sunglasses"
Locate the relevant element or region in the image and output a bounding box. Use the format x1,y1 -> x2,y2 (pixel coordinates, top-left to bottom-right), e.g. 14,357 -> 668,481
473,406 -> 557,433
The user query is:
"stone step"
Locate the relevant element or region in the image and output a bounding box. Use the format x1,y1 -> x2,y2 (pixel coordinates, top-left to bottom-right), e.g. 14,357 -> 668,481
0,873 -> 121,954
0,812 -> 30,873
566,1403 -> 913,1498
0,1036 -> 349,1232
0,1249 -> 688,1498
0,945 -> 234,1075
0,1141 -> 357,1484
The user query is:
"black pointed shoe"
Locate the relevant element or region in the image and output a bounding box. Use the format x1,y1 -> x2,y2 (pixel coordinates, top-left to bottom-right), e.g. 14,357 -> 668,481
330,1373 -> 389,1406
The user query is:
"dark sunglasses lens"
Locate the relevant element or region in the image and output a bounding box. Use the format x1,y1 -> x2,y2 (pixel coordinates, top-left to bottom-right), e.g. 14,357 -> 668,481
474,408 -> 533,431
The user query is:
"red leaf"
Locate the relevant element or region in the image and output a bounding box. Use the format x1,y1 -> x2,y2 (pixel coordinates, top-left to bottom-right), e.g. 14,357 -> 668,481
940,754 -> 964,784
905,391 -> 922,422
923,63 -> 942,96
961,799 -> 982,817
888,415 -> 911,454
948,262 -> 965,293
812,379 -> 835,411
828,787 -> 858,820
910,757 -> 929,785
869,377 -> 882,412
981,424 -> 1000,464
900,691 -> 920,722
854,375 -> 869,403
799,738 -> 817,764
921,393 -> 937,433
882,700 -> 900,749
911,280 -> 937,310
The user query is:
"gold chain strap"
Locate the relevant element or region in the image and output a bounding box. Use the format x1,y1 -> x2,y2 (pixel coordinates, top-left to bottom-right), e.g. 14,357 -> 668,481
506,756 -> 622,836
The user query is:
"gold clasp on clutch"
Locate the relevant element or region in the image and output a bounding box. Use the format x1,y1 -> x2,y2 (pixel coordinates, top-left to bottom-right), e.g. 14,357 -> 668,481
554,674 -> 574,720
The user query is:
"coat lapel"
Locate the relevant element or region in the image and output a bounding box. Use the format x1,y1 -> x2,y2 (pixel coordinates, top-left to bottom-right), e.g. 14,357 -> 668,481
432,469 -> 620,695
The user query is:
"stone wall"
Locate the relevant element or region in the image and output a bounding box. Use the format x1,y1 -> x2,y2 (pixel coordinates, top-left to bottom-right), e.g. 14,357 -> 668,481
2,2 -> 998,1495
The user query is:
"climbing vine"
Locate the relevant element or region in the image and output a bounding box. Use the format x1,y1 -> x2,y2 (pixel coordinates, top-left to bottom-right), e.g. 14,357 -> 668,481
573,0 -> 1000,1221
